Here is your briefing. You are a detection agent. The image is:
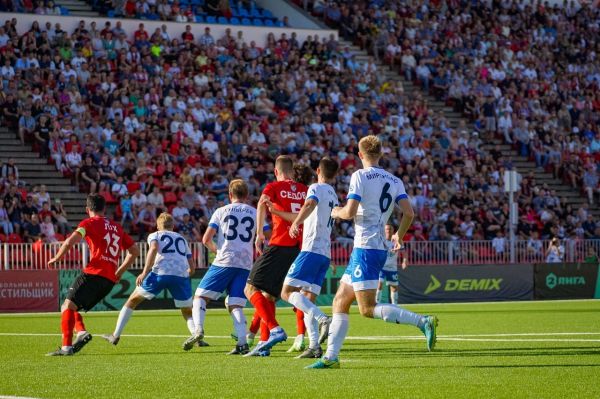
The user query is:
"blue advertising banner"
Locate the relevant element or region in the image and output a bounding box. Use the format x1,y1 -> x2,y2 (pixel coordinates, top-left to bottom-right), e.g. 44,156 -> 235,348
397,264 -> 534,303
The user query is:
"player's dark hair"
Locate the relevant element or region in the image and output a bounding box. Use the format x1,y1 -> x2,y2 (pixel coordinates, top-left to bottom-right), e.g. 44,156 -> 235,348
275,155 -> 294,175
86,193 -> 106,213
294,164 -> 315,186
319,157 -> 339,180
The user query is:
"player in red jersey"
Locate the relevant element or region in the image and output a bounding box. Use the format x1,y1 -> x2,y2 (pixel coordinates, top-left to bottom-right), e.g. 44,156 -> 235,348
243,155 -> 307,356
46,194 -> 139,356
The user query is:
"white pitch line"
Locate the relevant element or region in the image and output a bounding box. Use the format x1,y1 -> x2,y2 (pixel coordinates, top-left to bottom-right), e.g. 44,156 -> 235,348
0,396 -> 44,399
1,332 -> 600,343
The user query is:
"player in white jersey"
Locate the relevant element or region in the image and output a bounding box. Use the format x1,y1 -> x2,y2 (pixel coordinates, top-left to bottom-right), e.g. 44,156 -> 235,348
102,213 -> 196,346
182,180 -> 257,355
308,135 -> 438,369
266,157 -> 340,359
376,224 -> 408,305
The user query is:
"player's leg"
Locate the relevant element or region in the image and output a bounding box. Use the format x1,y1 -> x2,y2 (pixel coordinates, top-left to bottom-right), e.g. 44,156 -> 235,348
287,308 -> 306,353
225,268 -> 250,355
49,274 -> 114,356
388,274 -> 399,305
283,252 -> 331,342
306,281 -> 354,368
376,274 -> 384,303
167,274 -> 195,339
296,290 -> 323,359
47,298 -> 79,356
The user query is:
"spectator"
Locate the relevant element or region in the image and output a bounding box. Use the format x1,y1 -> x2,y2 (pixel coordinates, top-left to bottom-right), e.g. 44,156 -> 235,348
135,203 -> 156,240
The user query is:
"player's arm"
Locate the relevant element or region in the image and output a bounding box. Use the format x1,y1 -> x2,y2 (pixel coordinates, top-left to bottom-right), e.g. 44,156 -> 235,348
135,240 -> 158,286
255,193 -> 269,255
116,242 -> 140,280
47,230 -> 83,267
331,199 -> 360,221
393,198 -> 415,252
187,256 -> 196,278
260,197 -> 299,223
289,199 -> 317,238
202,226 -> 218,254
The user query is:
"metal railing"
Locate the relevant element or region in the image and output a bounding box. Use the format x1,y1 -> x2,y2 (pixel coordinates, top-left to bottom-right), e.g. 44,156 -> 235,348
1,239 -> 599,270
1,242 -> 207,271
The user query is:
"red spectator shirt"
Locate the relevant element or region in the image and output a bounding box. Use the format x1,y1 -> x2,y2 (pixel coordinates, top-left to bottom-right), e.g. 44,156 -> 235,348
262,180 -> 307,247
75,216 -> 135,283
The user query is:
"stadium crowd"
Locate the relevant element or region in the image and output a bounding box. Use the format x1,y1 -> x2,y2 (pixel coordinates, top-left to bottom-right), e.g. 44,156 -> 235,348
0,2 -> 599,259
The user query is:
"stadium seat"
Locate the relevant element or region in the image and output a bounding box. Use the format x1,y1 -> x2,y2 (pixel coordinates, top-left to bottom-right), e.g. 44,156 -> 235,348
217,16 -> 228,24
7,233 -> 23,244
194,15 -> 203,22
238,8 -> 249,17
250,8 -> 261,17
126,182 -> 141,193
107,10 -> 115,17
164,191 -> 178,205
264,19 -> 274,26
241,17 -> 251,25
229,17 -> 240,25
261,9 -> 273,18
206,15 -> 216,23
252,18 -> 263,26
0,233 -> 6,243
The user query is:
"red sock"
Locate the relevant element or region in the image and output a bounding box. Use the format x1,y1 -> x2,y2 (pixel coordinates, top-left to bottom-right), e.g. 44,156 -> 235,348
260,321 -> 269,341
249,292 -> 278,330
294,308 -> 306,335
249,311 -> 261,335
61,309 -> 75,347
74,312 -> 86,333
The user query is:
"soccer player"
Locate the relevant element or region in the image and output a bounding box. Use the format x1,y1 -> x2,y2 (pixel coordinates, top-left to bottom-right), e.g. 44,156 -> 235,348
376,224 -> 408,305
46,194 -> 139,356
243,155 -> 307,357
271,157 -> 340,359
307,136 -> 438,369
182,180 -> 256,355
101,213 -> 196,346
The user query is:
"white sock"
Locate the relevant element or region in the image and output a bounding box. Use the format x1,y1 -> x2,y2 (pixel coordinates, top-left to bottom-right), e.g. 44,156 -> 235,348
376,288 -> 382,303
288,291 -> 327,323
76,330 -> 87,337
192,297 -> 207,335
186,317 -> 195,334
324,313 -> 349,360
113,306 -> 134,337
62,345 -> 72,351
230,308 -> 247,345
304,311 -> 319,349
373,304 -> 423,327
391,290 -> 399,305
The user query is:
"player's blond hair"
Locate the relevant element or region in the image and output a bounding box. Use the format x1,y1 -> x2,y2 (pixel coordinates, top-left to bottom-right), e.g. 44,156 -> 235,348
157,213 -> 174,231
358,135 -> 382,161
229,179 -> 249,200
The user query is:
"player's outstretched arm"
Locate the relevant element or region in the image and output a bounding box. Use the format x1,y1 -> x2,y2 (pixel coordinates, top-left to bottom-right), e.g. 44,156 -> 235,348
331,199 -> 360,221
116,243 -> 140,280
202,226 -> 218,254
47,231 -> 83,268
289,199 -> 317,239
393,198 -> 415,250
136,241 -> 158,286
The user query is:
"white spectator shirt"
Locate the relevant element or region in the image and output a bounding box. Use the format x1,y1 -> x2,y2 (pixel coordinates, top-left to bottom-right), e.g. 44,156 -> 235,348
147,230 -> 192,277
172,206 -> 190,221
208,203 -> 257,270
383,239 -> 399,272
347,166 -> 408,250
302,183 -> 339,258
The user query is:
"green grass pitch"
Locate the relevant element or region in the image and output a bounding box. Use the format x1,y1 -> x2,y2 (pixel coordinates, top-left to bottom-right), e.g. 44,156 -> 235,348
1,300 -> 599,399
